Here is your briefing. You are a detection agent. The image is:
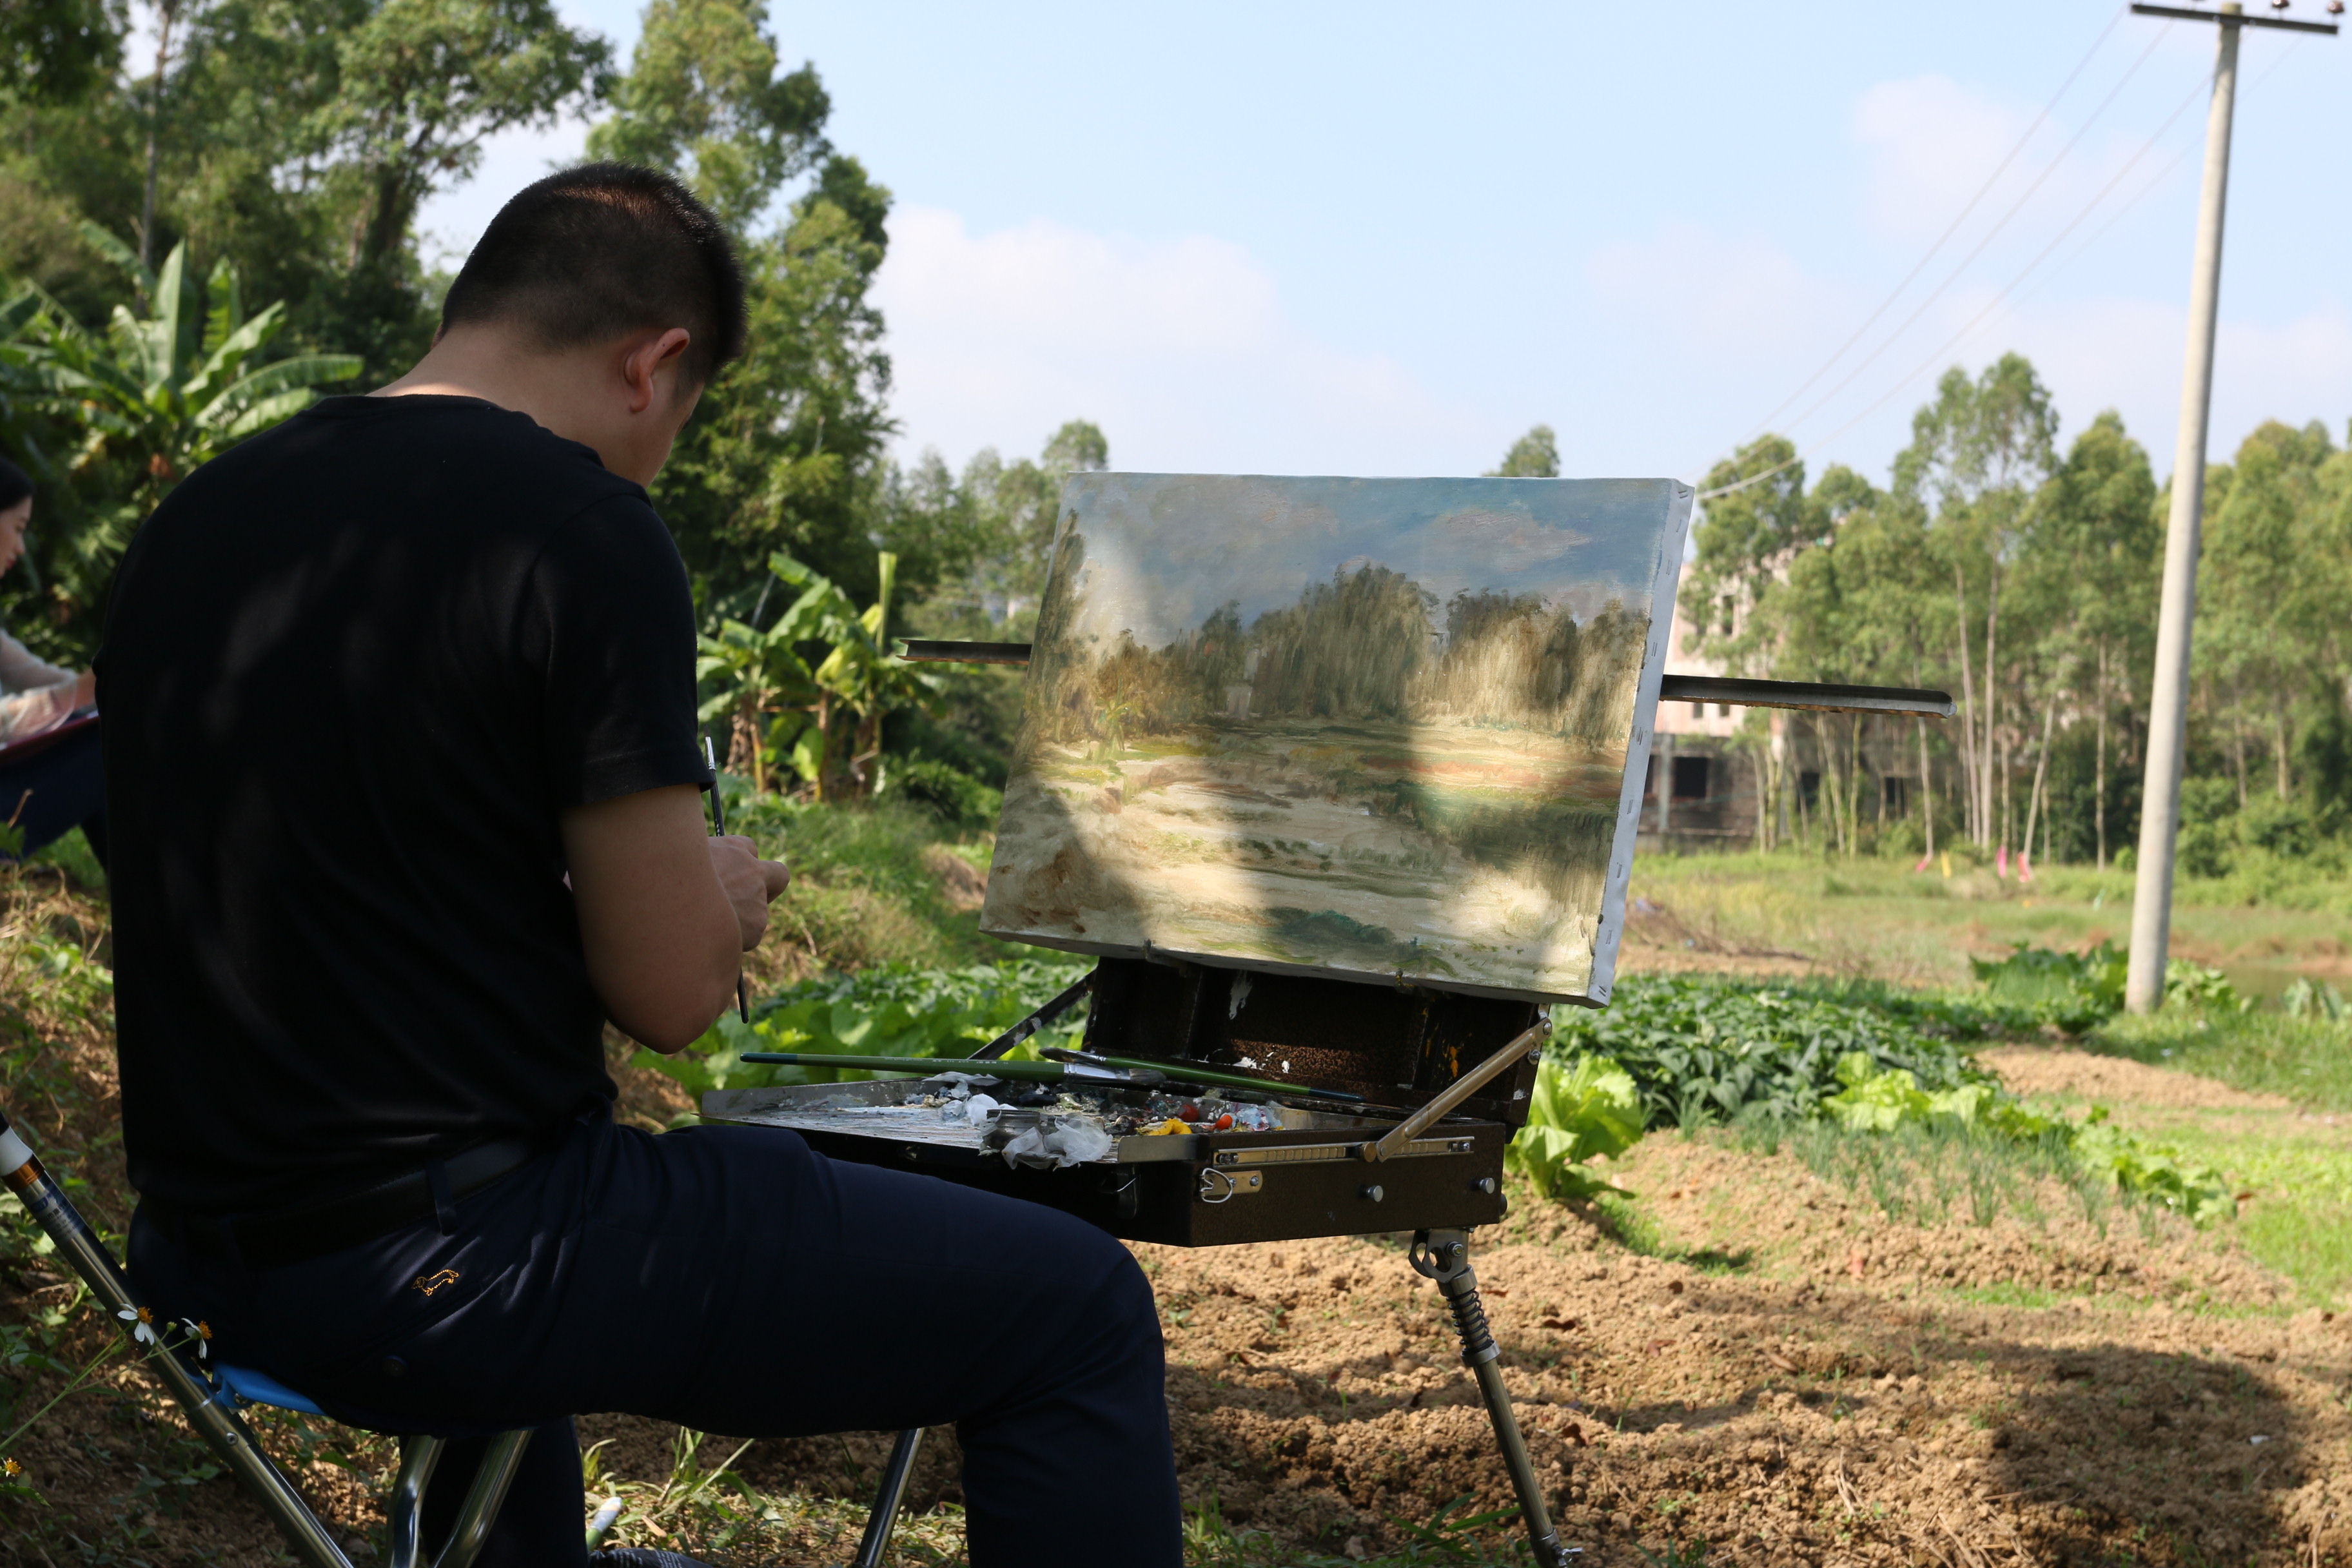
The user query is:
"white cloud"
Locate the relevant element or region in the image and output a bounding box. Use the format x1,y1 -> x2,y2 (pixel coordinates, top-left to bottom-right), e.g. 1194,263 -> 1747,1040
1853,75 -> 2041,246
2023,297 -> 2352,466
1586,222 -> 1852,361
871,206 -> 1476,476
1573,209 -> 2352,488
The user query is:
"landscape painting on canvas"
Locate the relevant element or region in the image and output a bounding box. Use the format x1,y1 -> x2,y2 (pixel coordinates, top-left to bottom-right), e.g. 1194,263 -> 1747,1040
979,474 -> 1694,1003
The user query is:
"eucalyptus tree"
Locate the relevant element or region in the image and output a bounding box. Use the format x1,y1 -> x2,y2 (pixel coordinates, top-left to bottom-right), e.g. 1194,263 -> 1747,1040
2032,411 -> 2159,867
2195,420 -> 2337,806
1681,435 -> 1814,845
1892,353 -> 2059,848
1487,424 -> 1559,478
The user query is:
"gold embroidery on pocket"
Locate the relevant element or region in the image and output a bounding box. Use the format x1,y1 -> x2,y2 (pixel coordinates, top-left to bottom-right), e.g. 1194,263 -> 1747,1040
411,1269 -> 460,1297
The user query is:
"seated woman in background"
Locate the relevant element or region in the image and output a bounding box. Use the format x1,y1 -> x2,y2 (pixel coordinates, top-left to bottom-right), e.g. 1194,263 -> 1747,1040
0,457 -> 105,865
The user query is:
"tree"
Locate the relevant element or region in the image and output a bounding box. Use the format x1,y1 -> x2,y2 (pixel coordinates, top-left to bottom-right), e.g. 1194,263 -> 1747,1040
0,234 -> 359,656
696,549 -> 935,798
1681,435 -> 1814,847
0,0 -> 118,105
307,0 -> 611,280
1894,354 -> 2059,848
585,0 -> 827,231
588,0 -> 897,622
1487,424 -> 1558,478
2197,420 -> 2337,806
2033,410 -> 2159,867
656,168 -> 896,621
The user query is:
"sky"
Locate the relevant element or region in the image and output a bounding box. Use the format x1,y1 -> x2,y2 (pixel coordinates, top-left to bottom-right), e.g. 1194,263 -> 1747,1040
418,1 -> 2351,495
1057,476 -> 1685,648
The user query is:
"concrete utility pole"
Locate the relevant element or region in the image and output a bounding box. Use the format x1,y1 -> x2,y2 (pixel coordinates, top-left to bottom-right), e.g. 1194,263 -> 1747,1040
2124,1 -> 2337,1014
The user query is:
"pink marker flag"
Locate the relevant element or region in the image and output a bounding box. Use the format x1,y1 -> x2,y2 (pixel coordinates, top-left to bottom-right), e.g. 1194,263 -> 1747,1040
2018,850 -> 2033,885
1995,845 -> 2009,879
1914,852 -> 1933,874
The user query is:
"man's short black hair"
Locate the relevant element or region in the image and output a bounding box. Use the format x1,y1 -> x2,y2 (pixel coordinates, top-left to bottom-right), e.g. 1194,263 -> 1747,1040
441,162 -> 747,387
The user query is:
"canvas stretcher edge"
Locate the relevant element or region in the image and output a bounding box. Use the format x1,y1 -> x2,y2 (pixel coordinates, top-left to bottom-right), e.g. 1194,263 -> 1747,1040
1585,480 -> 1697,1007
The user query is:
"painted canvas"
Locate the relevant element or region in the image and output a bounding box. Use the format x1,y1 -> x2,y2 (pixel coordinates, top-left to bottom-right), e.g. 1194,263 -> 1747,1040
979,474 -> 1694,1004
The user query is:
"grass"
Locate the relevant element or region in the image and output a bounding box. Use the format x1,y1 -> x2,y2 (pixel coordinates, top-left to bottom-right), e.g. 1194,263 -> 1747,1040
2086,1008 -> 2352,1111
730,790 -> 1030,986
1626,848 -> 2352,995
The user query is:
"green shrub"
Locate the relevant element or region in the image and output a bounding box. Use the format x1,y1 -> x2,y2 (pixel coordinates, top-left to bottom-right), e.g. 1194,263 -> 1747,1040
1970,941 -> 2126,1032
880,756 -> 1003,830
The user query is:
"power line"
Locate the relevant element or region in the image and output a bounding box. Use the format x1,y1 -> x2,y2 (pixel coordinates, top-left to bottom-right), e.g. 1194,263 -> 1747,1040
1720,8 -> 2132,454
1766,23 -> 2174,446
1695,47 -> 2227,505
2005,34 -> 2299,317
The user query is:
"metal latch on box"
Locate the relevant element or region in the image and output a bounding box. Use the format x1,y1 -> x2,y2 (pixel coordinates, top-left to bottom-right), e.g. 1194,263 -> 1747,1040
1198,1168 -> 1264,1202
1213,1138 -> 1473,1169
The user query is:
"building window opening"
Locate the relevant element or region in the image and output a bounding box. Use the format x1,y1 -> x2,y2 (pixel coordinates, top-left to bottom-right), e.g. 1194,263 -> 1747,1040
1690,701 -> 1705,720
1671,755 -> 1710,801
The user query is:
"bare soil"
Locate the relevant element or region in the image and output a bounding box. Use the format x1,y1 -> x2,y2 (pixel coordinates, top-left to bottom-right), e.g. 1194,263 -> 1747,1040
15,1000 -> 2352,1565
1979,1046 -> 2292,1112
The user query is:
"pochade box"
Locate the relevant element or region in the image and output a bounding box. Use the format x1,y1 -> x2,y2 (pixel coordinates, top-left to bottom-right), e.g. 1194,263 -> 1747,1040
700,955 -> 1544,1246
701,473 -> 1698,1242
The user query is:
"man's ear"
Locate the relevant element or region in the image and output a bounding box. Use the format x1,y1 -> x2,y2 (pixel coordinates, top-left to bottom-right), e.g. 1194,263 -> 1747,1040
622,328 -> 695,415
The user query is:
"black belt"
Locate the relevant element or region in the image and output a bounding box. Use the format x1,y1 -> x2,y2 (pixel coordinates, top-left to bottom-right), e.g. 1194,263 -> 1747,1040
145,1138 -> 542,1268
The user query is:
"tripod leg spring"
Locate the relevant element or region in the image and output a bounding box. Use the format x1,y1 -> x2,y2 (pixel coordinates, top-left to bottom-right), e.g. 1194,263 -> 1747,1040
1442,1278 -> 1501,1366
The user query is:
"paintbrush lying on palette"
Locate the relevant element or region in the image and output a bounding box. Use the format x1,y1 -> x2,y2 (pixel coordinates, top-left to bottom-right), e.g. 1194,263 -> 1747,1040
736,1049 -> 1364,1102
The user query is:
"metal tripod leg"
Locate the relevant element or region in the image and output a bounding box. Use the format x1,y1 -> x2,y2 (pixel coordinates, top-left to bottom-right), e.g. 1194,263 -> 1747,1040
1411,1228 -> 1577,1567
845,1427 -> 925,1568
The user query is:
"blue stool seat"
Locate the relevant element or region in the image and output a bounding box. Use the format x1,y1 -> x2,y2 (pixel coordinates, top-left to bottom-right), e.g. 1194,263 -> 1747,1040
215,1362 -> 326,1416
212,1361 -> 530,1568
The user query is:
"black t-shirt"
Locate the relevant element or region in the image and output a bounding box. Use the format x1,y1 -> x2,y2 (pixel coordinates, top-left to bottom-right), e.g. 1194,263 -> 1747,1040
98,395 -> 708,1212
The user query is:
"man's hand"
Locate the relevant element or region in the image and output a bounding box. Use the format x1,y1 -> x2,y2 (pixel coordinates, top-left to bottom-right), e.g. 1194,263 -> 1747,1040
710,834 -> 790,949
562,786 -> 789,1053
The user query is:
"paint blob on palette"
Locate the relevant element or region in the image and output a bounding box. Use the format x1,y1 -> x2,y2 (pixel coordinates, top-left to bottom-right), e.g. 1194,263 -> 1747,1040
980,473 -> 1694,1005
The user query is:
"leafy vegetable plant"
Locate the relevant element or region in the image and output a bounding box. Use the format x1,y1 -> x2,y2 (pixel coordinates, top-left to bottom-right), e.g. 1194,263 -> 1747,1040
1505,1057 -> 1646,1201
1821,1051 -> 2235,1222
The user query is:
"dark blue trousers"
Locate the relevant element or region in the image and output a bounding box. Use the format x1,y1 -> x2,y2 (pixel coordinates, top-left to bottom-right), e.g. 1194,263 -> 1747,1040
129,1115 -> 1181,1567
0,723 -> 105,864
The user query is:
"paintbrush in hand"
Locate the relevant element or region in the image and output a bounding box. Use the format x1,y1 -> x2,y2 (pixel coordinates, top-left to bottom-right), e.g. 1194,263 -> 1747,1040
703,735 -> 752,1024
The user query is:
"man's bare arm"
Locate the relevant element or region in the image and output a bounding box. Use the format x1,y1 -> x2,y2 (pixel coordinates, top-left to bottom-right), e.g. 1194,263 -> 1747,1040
561,785 -> 790,1053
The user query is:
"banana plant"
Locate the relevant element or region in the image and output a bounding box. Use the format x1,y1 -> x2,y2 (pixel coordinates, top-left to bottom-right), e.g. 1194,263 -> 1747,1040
0,228 -> 360,622
696,550 -> 937,800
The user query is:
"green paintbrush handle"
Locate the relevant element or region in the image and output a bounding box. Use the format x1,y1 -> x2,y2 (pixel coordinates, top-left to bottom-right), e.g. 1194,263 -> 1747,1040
736,1052 -> 1066,1082
1048,1049 -> 1362,1102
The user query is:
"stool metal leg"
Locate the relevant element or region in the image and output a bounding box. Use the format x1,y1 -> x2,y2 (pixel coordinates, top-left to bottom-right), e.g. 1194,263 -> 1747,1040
845,1427 -> 925,1568
434,1428 -> 534,1568
389,1436 -> 446,1568
1,1109 -> 360,1568
1411,1228 -> 1577,1568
